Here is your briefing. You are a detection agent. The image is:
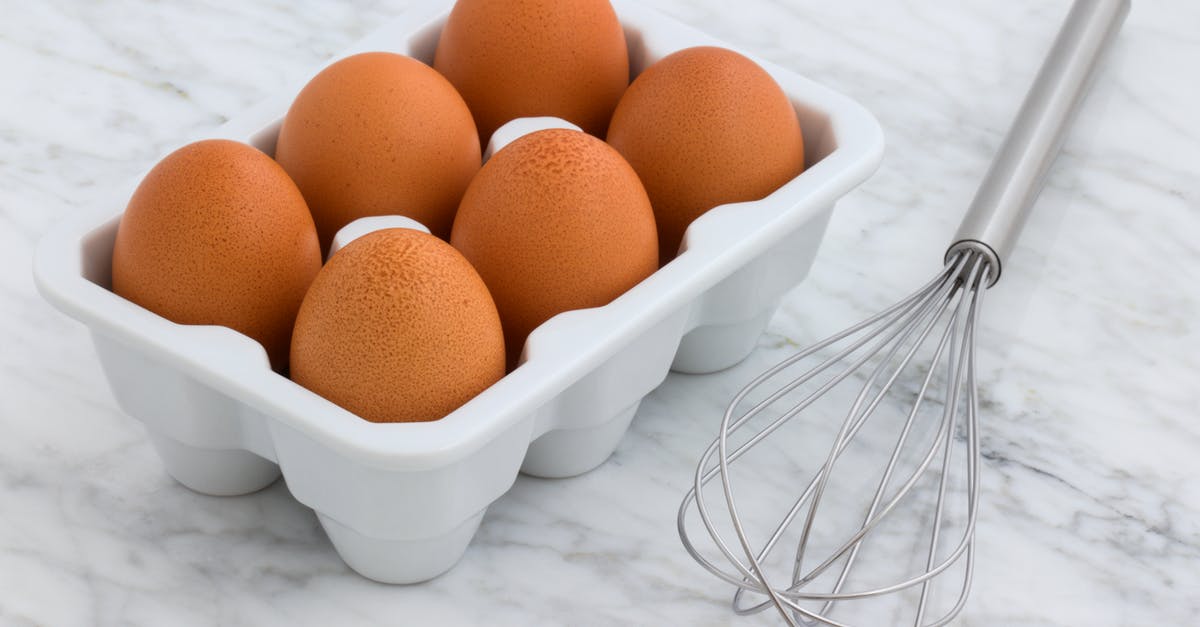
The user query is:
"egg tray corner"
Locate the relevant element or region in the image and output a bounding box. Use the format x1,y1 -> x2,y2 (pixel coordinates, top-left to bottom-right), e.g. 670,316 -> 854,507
32,0 -> 884,584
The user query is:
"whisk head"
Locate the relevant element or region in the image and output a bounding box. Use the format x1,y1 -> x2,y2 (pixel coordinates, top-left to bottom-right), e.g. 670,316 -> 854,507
679,249 -> 993,627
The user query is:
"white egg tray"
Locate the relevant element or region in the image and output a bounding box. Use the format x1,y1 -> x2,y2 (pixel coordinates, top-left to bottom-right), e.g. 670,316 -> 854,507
33,0 -> 883,583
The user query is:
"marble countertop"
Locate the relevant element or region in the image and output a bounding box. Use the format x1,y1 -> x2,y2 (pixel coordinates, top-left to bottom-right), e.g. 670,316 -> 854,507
2,1 -> 1197,625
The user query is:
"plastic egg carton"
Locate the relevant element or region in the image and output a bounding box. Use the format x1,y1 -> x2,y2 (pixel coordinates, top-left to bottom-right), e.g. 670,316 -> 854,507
33,0 -> 883,583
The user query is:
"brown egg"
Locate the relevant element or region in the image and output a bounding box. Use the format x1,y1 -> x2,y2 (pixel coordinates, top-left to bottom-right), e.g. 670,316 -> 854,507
111,139 -> 322,372
275,52 -> 480,251
451,129 -> 657,367
433,0 -> 630,143
290,228 -> 505,423
607,46 -> 806,265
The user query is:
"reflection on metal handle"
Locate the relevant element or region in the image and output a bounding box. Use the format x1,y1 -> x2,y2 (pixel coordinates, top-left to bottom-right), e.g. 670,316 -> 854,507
947,0 -> 1130,285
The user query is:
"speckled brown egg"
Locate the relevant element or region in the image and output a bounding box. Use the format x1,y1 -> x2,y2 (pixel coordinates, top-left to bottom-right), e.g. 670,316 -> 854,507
433,0 -> 630,143
111,139 -> 322,372
606,46 -> 806,265
290,228 -> 505,423
450,129 -> 657,367
275,52 -> 481,251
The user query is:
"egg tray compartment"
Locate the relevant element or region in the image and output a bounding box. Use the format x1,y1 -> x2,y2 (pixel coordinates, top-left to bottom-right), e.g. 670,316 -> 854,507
33,0 -> 884,584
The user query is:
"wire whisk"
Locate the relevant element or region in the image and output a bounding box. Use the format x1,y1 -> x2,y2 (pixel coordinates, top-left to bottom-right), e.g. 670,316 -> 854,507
679,251 -> 988,626
678,1 -> 1128,624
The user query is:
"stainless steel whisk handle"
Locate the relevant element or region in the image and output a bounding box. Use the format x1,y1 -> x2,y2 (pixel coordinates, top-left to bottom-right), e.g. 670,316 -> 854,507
947,0 -> 1130,286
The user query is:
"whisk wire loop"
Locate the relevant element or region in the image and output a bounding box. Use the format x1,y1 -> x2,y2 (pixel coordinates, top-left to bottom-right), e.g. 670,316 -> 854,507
679,252 -> 993,627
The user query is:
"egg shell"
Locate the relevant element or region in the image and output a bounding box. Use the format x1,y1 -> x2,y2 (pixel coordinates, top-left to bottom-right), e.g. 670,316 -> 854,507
606,46 -> 806,265
450,128 -> 658,368
275,52 -> 481,251
290,228 -> 505,424
433,0 -> 630,143
111,139 -> 322,372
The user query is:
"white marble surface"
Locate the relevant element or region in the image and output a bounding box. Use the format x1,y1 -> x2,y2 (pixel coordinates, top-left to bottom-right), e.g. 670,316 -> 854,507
2,0 -> 1198,625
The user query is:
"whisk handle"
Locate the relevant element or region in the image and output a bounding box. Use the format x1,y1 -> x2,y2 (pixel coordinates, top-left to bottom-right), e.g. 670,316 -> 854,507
947,0 -> 1129,285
